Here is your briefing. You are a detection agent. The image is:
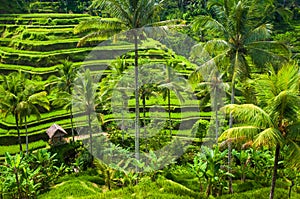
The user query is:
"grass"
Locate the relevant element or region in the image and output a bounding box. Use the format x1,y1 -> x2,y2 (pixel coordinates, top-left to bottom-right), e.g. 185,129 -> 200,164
0,13 -> 91,19
0,63 -> 59,74
218,187 -> 300,199
0,140 -> 48,156
38,176 -> 201,199
38,179 -> 103,199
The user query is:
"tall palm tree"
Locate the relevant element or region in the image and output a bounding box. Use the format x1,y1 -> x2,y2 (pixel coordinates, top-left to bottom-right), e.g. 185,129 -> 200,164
158,62 -> 186,137
192,0 -> 290,192
220,64 -> 300,199
57,60 -> 79,142
18,85 -> 50,154
0,72 -> 25,151
75,0 -> 165,164
73,69 -> 99,155
192,70 -> 228,142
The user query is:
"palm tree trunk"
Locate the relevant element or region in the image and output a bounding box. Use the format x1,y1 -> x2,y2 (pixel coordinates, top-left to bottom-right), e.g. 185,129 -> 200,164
228,78 -> 235,194
70,108 -> 75,142
269,144 -> 280,199
214,88 -> 219,142
167,66 -> 172,137
134,30 -> 140,167
88,112 -> 93,155
142,94 -> 148,151
168,89 -> 172,137
25,117 -> 28,155
15,114 -> 22,152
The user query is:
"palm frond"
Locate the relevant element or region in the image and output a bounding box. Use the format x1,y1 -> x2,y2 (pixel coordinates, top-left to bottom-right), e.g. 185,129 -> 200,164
286,122 -> 300,141
269,90 -> 300,121
245,23 -> 272,43
285,139 -> 300,169
221,104 -> 273,128
253,127 -> 283,148
219,126 -> 261,142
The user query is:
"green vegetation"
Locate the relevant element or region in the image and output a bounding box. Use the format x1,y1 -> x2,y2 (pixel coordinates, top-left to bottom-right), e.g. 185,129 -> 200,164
0,0 -> 300,199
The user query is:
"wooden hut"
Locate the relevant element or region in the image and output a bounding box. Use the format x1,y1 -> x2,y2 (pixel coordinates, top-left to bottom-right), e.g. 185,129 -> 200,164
46,124 -> 68,144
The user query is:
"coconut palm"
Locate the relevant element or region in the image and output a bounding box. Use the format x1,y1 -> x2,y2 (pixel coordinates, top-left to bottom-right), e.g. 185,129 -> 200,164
73,69 -> 99,155
57,60 -> 79,142
191,0 -> 290,191
193,71 -> 229,141
219,64 -> 300,199
75,0 -> 166,164
158,62 -> 186,137
0,72 -> 26,151
18,84 -> 50,154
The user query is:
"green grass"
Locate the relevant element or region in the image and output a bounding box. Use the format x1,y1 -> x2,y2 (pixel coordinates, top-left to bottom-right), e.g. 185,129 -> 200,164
0,13 -> 91,19
38,179 -> 103,199
38,176 -> 201,199
218,187 -> 300,199
0,140 -> 48,156
0,63 -> 59,74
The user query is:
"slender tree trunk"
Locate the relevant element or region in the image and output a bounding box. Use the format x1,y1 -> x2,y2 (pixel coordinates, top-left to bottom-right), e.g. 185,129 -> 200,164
168,89 -> 172,137
121,105 -> 125,144
15,167 -> 22,199
214,88 -> 219,142
167,66 -> 172,137
88,112 -> 93,155
142,94 -> 148,151
25,117 -> 28,155
228,79 -> 235,194
15,114 -> 22,152
288,180 -> 294,198
70,107 -> 74,142
134,31 -> 140,169
269,144 -> 280,199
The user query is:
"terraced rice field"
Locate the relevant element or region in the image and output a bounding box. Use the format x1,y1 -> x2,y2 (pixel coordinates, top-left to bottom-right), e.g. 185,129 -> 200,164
0,12 -> 210,155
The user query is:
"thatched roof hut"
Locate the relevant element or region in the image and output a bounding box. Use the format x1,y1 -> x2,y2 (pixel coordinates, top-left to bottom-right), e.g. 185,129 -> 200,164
46,124 -> 67,140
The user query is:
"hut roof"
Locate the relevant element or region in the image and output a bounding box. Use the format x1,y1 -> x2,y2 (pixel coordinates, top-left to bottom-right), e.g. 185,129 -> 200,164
46,124 -> 67,139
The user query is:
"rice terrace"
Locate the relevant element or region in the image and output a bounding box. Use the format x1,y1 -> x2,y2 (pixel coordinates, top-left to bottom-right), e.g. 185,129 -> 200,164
0,0 -> 300,198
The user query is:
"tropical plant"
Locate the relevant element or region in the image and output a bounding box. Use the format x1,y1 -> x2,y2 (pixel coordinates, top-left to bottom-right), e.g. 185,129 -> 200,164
191,0 -> 290,191
190,146 -> 232,197
0,72 -> 25,151
18,83 -> 50,154
220,64 -> 300,199
158,61 -> 186,137
73,69 -> 99,155
75,0 -> 171,165
0,150 -> 66,199
56,59 -> 80,142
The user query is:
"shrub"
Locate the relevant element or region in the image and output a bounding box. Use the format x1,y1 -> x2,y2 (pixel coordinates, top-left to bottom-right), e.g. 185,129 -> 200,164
191,119 -> 210,139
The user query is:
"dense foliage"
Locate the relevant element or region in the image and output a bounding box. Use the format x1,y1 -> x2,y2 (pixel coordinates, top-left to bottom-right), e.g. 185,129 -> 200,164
0,0 -> 300,199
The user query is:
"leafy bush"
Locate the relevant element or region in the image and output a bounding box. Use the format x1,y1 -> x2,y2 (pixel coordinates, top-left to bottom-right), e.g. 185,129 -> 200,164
48,141 -> 83,166
191,119 -> 210,139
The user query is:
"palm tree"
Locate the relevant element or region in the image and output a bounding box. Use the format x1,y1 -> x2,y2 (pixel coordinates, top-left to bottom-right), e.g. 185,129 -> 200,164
75,0 -> 165,164
57,60 -> 79,142
18,84 -> 50,154
0,72 -> 25,151
219,64 -> 300,199
73,69 -> 99,155
192,0 -> 290,191
158,62 -> 186,137
191,70 -> 228,142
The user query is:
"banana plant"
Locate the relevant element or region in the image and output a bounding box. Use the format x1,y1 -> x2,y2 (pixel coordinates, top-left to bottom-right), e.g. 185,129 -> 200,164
232,149 -> 251,182
191,146 -> 234,197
